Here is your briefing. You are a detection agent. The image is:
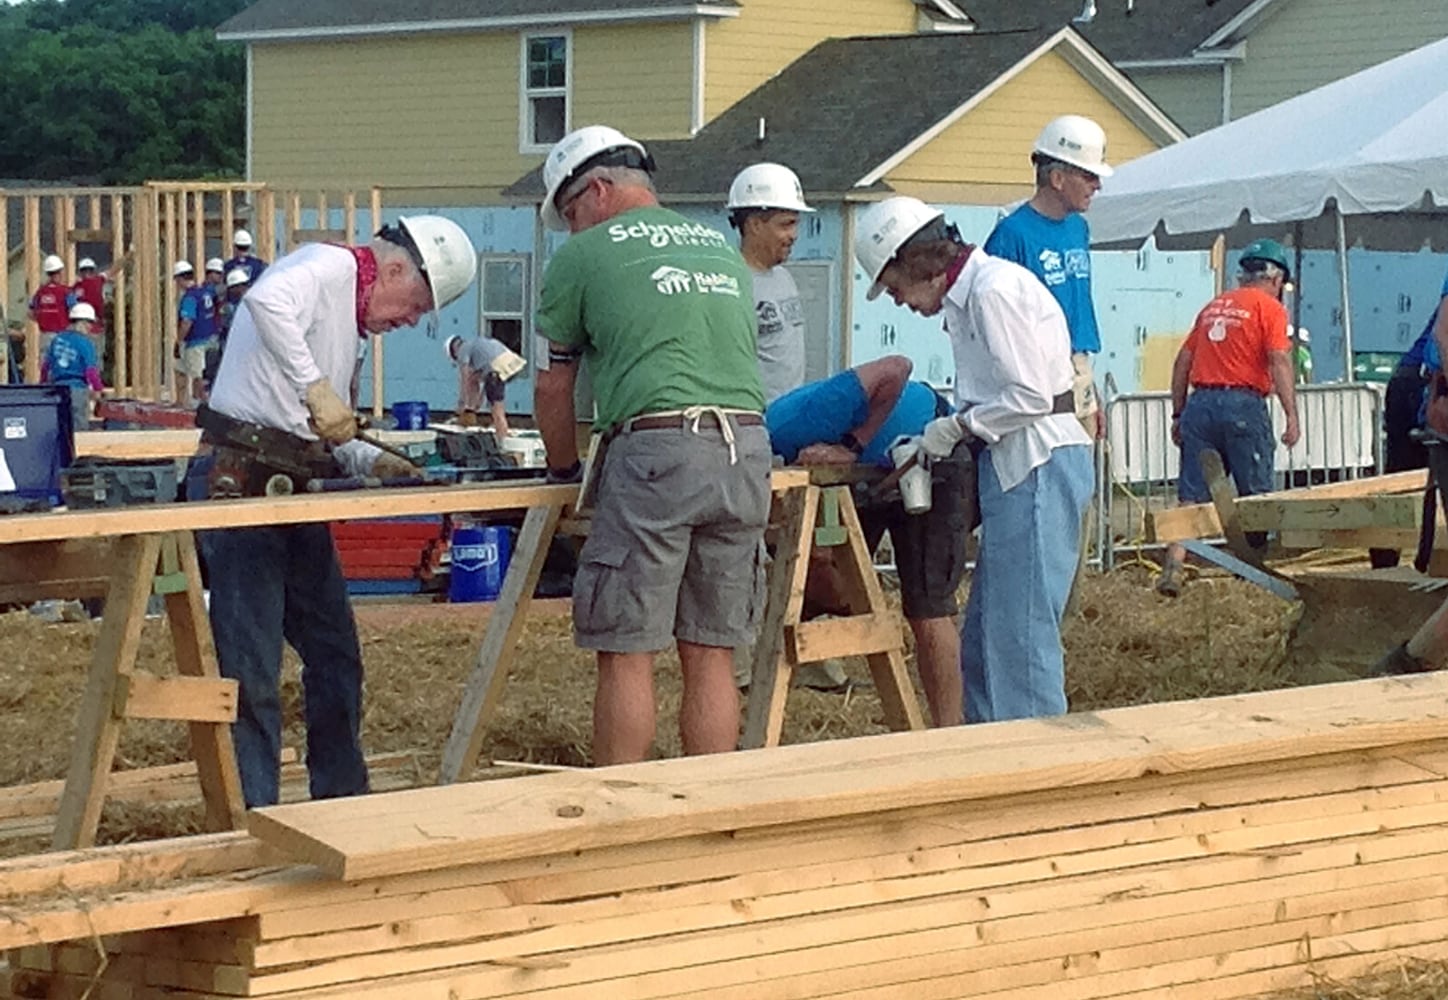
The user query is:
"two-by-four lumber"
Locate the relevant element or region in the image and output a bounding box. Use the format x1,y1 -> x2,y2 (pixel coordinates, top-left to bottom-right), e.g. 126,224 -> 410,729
248,673 -> 1448,881
113,675 -> 237,723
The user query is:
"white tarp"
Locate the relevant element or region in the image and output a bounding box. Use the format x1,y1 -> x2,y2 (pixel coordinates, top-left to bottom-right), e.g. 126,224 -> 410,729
1089,35 -> 1448,246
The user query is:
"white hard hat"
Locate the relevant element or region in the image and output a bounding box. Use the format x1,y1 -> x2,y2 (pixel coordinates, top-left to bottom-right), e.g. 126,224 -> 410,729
727,163 -> 814,213
225,267 -> 250,288
68,302 -> 97,323
541,125 -> 652,231
397,215 -> 477,311
445,334 -> 464,361
1033,115 -> 1113,177
43,254 -> 64,273
77,257 -> 97,270
172,260 -> 194,277
233,228 -> 253,248
854,197 -> 945,301
205,257 -> 224,274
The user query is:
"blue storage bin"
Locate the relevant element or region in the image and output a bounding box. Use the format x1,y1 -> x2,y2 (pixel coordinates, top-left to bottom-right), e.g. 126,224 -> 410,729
0,385 -> 74,506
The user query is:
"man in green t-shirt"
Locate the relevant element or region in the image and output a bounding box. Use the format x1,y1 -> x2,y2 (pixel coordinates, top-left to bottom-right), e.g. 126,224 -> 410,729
534,125 -> 772,766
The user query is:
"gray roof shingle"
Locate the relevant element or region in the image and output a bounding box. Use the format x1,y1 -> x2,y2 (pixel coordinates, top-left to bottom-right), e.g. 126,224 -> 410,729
505,27 -> 1071,200
218,0 -> 739,38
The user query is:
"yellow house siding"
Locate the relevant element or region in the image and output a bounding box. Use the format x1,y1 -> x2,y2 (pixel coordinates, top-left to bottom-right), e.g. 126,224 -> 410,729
1228,0 -> 1448,120
884,51 -> 1165,191
572,23 -> 694,140
704,0 -> 917,122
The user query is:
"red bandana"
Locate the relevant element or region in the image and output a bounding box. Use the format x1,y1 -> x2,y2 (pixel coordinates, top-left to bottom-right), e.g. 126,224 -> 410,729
337,245 -> 378,337
944,245 -> 975,289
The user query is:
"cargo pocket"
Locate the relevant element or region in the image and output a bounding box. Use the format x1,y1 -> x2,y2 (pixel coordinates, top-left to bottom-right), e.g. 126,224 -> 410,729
574,543 -> 630,636
744,540 -> 769,632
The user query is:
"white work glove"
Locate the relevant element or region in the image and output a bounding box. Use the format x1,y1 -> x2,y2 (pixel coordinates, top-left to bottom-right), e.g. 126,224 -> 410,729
919,414 -> 967,460
372,452 -> 421,480
305,379 -> 357,445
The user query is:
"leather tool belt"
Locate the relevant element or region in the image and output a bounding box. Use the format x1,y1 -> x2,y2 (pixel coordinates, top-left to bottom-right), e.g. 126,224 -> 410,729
196,404 -> 341,498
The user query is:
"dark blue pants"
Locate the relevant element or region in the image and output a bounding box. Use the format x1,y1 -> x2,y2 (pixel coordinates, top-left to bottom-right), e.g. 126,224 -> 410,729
189,459 -> 368,807
1177,388 -> 1275,504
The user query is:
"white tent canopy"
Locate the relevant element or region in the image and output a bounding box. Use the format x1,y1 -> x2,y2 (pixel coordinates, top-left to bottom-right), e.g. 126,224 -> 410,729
1089,34 -> 1448,247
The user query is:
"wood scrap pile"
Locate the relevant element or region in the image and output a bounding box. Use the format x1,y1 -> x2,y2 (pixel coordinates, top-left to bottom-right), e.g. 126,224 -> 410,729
6,675 -> 1448,1000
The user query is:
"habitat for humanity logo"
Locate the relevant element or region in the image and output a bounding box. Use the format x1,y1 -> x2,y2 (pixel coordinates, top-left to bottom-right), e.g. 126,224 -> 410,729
650,266 -> 741,297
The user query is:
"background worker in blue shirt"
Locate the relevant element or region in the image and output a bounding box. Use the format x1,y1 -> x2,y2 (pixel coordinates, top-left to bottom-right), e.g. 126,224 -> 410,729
173,260 -> 219,407
41,302 -> 105,430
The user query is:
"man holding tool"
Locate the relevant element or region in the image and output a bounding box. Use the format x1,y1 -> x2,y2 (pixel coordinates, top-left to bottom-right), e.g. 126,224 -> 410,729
533,124 -> 769,765
189,215 -> 477,807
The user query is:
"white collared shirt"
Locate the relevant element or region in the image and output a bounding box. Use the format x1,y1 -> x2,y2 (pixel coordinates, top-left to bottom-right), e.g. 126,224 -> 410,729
942,249 -> 1090,492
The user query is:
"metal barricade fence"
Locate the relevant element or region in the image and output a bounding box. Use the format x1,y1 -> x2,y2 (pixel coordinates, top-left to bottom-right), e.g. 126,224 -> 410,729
1097,382 -> 1384,570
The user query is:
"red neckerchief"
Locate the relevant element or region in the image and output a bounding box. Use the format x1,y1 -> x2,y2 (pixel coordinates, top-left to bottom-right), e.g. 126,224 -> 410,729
944,245 -> 975,289
334,245 -> 378,337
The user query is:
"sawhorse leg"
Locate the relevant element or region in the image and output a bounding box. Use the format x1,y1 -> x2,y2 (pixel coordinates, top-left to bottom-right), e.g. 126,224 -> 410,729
742,485 -> 924,749
438,503 -> 566,784
52,531 -> 244,850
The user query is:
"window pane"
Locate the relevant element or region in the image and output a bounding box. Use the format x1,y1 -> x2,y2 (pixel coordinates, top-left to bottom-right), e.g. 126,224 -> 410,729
486,318 -> 523,354
527,36 -> 566,90
482,260 -> 524,315
532,96 -> 566,144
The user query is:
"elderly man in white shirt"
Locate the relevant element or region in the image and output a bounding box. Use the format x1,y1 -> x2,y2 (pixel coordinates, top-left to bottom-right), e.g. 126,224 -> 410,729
855,197 -> 1094,723
191,216 -> 477,807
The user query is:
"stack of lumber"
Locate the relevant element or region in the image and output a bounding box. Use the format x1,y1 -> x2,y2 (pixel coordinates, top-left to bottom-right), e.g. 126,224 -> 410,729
7,675 -> 1448,1000
329,518 -> 446,596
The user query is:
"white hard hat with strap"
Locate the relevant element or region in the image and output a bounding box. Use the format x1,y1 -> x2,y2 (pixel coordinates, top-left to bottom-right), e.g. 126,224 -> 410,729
853,197 -> 945,301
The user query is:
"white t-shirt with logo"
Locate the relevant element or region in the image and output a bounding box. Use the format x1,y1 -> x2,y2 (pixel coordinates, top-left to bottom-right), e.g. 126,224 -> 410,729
751,264 -> 806,404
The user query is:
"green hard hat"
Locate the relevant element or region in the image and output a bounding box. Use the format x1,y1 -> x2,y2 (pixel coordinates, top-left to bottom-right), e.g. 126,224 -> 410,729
1240,238 -> 1291,275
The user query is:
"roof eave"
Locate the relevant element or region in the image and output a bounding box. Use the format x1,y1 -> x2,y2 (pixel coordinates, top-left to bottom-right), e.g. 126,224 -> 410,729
217,5 -> 739,44
1197,0 -> 1283,50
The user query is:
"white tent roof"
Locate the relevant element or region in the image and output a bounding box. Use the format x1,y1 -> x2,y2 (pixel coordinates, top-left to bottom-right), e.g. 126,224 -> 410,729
1089,35 -> 1448,246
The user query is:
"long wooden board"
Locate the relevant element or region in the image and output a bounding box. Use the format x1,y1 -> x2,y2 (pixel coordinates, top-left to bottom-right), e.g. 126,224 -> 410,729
249,673 -> 1448,881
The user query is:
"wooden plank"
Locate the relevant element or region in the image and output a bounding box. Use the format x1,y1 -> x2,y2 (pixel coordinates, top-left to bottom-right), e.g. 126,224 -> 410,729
248,673 -> 1448,881
51,534 -> 162,849
437,503 -> 566,784
0,537 -> 112,602
75,429 -> 200,460
113,675 -> 238,724
1237,494 -> 1423,532
1199,449 -> 1259,564
1278,526 -> 1423,548
786,612 -> 902,664
291,228 -> 346,243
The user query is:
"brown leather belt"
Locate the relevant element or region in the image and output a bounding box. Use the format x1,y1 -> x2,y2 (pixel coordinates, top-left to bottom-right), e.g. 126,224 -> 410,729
619,412 -> 765,434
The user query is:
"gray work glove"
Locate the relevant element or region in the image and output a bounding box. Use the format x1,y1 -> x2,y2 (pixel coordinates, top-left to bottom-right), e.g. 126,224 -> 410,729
305,379 -> 357,445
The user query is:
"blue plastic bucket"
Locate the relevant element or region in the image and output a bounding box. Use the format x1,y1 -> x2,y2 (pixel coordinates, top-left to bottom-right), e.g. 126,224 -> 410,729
391,400 -> 429,430
448,525 -> 512,602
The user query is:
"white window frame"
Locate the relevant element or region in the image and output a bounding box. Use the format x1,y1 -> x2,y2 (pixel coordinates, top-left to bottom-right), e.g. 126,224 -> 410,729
519,30 -> 572,154
478,253 -> 531,361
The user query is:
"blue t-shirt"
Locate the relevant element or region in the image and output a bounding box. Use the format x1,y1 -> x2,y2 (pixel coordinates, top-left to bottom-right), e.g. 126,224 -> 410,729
224,255 -> 267,285
44,330 -> 97,385
984,204 -> 1101,354
1410,264 -> 1448,369
766,370 -> 942,469
179,285 -> 219,343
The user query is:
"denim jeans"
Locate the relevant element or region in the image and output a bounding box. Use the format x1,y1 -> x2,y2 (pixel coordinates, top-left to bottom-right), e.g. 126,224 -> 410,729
1176,388 -> 1275,504
960,444 -> 1094,723
188,457 -> 368,807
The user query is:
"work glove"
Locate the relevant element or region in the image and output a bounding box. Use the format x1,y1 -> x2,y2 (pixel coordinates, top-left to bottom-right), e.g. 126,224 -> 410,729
305,379 -> 357,445
919,414 -> 967,461
372,452 -> 421,481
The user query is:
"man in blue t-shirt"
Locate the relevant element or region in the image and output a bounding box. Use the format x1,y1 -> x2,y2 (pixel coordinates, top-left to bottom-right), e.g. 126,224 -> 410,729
41,302 -> 105,431
173,260 -> 219,407
764,355 -> 973,727
984,114 -> 1111,439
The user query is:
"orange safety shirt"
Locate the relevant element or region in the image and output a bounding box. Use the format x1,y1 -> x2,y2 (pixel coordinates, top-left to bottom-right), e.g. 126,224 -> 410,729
1183,285 -> 1290,395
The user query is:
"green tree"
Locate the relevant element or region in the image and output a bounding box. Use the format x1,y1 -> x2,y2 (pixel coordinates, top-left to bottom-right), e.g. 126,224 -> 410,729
0,0 -> 248,183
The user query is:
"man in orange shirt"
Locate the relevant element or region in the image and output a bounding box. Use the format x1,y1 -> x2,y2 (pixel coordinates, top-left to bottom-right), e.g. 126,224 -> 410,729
1157,239 -> 1301,595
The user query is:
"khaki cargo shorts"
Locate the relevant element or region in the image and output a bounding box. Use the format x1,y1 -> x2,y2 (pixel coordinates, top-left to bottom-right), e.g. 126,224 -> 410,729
573,421 -> 771,653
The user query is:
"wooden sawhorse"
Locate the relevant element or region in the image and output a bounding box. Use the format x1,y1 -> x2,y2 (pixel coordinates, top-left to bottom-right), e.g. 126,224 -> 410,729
437,475 -> 924,781
0,530 -> 245,849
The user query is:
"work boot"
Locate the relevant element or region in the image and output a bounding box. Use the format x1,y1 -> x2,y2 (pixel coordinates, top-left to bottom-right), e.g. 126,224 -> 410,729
1371,642 -> 1435,677
1155,563 -> 1183,598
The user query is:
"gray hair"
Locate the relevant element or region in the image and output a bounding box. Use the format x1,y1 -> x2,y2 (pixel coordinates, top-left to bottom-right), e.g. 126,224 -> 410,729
563,164 -> 655,204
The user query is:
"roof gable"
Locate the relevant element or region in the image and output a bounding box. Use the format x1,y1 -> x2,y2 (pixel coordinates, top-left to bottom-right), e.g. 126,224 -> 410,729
506,26 -> 1179,200
218,0 -> 739,42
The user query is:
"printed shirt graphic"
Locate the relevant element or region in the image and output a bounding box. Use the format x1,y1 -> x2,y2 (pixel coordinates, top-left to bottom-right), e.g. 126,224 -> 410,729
984,204 -> 1101,354
1183,286 -> 1290,394
43,331 -> 97,385
179,286 -> 219,343
537,206 -> 763,431
751,264 -> 807,404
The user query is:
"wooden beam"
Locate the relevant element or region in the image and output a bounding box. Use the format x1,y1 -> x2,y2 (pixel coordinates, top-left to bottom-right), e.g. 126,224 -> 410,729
249,672 -> 1448,881
74,429 -> 200,460
113,675 -> 238,724
1237,495 -> 1422,532
291,228 -> 346,244
787,612 -> 902,664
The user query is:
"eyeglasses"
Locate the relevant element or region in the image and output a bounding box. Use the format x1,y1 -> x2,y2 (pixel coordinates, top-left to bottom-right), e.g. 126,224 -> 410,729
557,175 -> 612,225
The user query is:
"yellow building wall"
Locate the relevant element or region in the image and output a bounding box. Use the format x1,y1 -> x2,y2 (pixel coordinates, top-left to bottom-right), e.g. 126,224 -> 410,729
703,0 -> 917,123
884,50 -> 1164,195
250,23 -> 696,194
1140,333 -> 1188,391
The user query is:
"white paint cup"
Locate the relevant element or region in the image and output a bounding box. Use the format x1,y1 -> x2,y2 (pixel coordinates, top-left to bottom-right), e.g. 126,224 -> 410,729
890,439 -> 932,515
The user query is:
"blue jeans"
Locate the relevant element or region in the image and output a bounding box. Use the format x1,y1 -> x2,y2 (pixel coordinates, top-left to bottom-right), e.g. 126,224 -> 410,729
188,457 -> 368,807
960,444 -> 1094,723
1176,388 -> 1274,504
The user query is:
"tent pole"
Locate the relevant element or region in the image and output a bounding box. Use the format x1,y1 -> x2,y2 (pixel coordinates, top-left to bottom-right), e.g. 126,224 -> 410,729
1335,205 -> 1354,383
1292,222 -> 1304,343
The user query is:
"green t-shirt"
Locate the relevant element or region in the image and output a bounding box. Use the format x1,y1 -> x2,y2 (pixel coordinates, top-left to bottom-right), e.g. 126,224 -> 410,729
537,206 -> 764,432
